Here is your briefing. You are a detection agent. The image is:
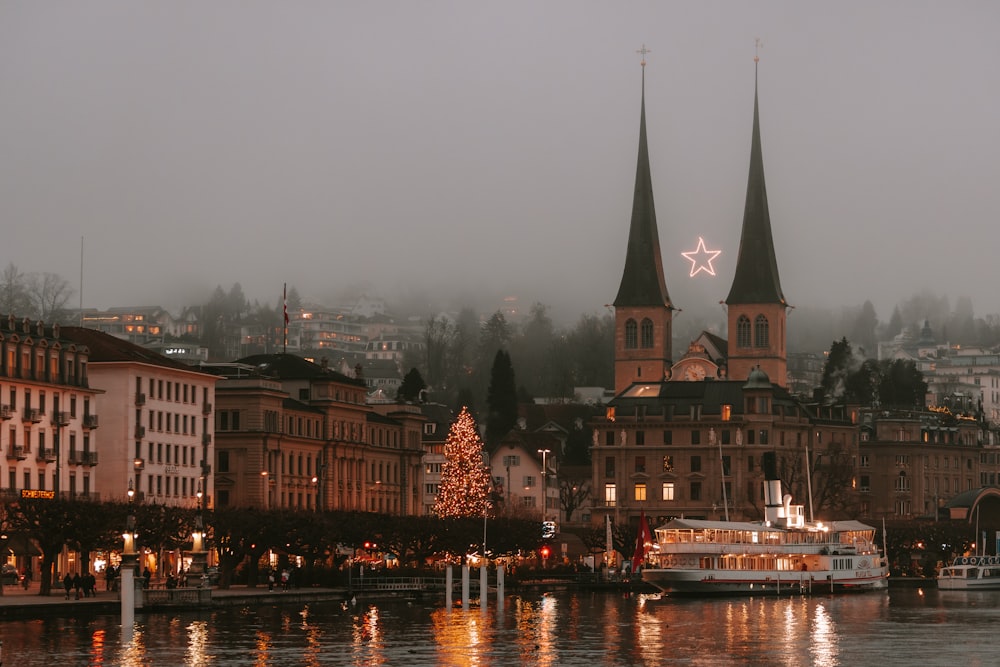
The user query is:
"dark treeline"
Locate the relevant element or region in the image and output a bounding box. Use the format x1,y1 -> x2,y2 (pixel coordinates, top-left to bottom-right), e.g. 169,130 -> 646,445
2,498 -> 544,595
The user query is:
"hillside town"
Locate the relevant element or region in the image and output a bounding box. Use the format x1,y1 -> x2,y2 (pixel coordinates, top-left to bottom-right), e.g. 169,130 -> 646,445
3,63 -> 1000,587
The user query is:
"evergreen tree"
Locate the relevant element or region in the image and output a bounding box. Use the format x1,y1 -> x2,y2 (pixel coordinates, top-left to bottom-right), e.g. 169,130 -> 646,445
434,407 -> 492,518
486,350 -> 518,447
397,367 -> 427,402
819,337 -> 858,403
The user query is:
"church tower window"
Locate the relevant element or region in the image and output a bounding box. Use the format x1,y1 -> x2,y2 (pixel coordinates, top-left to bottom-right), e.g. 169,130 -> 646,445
736,315 -> 752,348
624,319 -> 638,349
754,315 -> 769,348
640,318 -> 654,348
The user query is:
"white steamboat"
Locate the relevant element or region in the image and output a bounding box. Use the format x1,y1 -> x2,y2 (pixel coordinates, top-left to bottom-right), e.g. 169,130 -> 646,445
641,453 -> 889,595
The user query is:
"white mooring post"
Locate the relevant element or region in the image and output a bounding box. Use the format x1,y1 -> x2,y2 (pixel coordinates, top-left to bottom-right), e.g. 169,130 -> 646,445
445,565 -> 453,608
461,564 -> 470,607
497,564 -> 505,610
479,564 -> 488,605
120,567 -> 135,640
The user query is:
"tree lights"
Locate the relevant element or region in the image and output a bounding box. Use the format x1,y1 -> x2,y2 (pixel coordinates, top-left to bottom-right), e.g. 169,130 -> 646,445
433,407 -> 492,519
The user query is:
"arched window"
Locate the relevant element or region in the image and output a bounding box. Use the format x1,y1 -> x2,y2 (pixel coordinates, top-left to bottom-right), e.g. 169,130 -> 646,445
754,314 -> 769,348
624,319 -> 638,349
736,315 -> 751,348
640,318 -> 654,348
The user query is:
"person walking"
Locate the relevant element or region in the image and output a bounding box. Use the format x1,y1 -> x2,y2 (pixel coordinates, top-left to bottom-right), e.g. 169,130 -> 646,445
63,572 -> 73,599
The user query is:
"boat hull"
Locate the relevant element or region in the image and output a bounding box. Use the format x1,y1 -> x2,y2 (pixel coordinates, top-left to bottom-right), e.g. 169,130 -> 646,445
937,562 -> 1000,590
642,568 -> 888,596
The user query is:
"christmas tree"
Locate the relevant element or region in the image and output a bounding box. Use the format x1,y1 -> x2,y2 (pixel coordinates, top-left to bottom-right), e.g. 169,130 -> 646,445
434,406 -> 493,518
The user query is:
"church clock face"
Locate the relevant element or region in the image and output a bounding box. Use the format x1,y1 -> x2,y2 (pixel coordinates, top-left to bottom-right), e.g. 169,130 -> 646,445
683,364 -> 707,381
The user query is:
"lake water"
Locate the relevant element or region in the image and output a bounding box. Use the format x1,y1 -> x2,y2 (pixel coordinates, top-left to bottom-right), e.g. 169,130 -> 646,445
1,586 -> 997,666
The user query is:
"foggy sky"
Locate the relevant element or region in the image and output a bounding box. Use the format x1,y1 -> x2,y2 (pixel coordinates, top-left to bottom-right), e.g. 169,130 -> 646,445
1,2 -> 997,327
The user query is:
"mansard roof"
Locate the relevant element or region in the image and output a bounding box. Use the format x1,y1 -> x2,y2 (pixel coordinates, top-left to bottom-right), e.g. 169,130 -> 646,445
61,326 -> 196,373
235,353 -> 366,387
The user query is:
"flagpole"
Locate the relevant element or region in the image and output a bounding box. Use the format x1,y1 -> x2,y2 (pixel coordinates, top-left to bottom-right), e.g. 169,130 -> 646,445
283,283 -> 288,354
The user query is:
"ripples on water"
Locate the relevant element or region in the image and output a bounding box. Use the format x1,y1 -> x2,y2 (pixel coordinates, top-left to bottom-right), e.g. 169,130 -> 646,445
3,587 -> 999,666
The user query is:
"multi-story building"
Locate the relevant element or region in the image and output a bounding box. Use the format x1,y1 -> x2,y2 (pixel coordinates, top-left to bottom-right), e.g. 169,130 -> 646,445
0,315 -> 101,500
207,354 -> 425,514
61,327 -> 217,508
489,428 -> 561,520
418,402 -> 453,514
857,407 -> 999,519
591,61 -> 859,534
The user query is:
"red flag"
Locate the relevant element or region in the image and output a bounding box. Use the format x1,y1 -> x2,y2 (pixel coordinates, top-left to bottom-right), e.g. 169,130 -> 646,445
632,510 -> 653,571
283,284 -> 289,325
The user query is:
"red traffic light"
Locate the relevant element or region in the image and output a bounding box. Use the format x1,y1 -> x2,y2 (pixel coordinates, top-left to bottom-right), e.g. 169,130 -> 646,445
540,546 -> 551,559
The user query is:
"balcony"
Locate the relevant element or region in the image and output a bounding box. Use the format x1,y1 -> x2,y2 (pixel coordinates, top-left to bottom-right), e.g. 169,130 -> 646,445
135,392 -> 146,406
83,414 -> 99,429
68,450 -> 83,465
37,448 -> 57,462
133,457 -> 145,471
84,451 -> 99,466
23,408 -> 42,423
0,405 -> 12,420
202,433 -> 212,446
52,411 -> 71,427
135,425 -> 146,439
202,402 -> 213,415
6,446 -> 26,461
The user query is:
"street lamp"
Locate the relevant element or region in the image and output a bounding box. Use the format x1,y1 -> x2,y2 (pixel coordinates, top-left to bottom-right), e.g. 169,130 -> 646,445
537,449 -> 551,521
190,481 -> 208,581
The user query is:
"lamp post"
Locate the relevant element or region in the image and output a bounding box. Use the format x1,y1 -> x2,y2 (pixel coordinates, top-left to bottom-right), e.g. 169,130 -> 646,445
121,479 -> 139,637
537,449 -> 551,521
189,481 -> 208,581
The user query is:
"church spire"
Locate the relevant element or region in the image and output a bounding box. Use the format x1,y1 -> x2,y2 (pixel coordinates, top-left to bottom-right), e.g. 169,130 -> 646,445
612,49 -> 675,395
613,51 -> 672,310
724,51 -> 789,387
725,58 -> 786,307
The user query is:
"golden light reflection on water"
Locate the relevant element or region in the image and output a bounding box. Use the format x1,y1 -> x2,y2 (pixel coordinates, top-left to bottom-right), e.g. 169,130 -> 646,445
809,602 -> 838,667
185,620 -> 210,667
89,628 -> 106,665
300,604 -> 325,667
119,626 -> 148,667
254,629 -> 272,666
351,604 -> 386,665
430,605 -> 490,666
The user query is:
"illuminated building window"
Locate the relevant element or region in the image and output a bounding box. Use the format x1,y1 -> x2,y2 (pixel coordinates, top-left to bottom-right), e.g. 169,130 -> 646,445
662,482 -> 675,501
624,319 -> 638,349
634,483 -> 647,502
662,455 -> 673,472
605,483 -> 617,507
754,315 -> 769,348
640,318 -> 654,348
721,404 -> 732,421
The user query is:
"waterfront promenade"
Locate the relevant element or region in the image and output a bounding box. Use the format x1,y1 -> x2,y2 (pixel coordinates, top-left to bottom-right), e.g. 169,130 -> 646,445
0,579 -> 351,619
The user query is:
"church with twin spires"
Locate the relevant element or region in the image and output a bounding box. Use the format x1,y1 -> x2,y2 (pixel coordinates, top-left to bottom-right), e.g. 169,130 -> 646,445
591,57 -> 858,532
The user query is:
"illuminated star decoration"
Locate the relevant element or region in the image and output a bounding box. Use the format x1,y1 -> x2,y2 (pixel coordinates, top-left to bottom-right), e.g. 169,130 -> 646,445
681,237 -> 722,277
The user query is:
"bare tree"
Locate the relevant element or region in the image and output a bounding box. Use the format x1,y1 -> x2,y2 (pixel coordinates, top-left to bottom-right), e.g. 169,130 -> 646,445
28,272 -> 75,323
0,262 -> 34,317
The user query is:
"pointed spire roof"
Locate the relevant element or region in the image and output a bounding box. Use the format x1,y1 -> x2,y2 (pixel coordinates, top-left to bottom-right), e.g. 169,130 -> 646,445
613,62 -> 673,309
726,63 -> 786,306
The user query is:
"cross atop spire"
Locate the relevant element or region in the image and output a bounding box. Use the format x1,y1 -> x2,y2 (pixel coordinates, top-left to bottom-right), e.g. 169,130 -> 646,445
637,44 -> 650,68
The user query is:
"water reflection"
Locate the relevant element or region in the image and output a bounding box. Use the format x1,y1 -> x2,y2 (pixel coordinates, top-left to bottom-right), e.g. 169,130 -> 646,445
185,620 -> 209,667
5,588 -> 1000,666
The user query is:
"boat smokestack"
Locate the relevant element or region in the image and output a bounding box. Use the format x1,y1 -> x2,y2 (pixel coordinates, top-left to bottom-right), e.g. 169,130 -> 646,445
762,452 -> 783,525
